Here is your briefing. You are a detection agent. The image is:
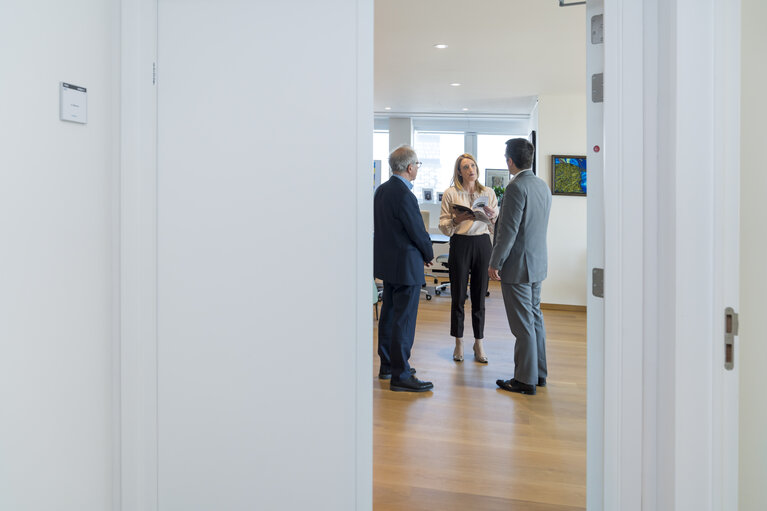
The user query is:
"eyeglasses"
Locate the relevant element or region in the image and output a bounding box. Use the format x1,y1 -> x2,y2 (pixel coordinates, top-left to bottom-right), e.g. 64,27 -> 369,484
414,161 -> 423,168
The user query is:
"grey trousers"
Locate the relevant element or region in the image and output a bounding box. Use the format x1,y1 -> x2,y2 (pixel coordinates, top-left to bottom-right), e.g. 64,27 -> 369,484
500,281 -> 547,385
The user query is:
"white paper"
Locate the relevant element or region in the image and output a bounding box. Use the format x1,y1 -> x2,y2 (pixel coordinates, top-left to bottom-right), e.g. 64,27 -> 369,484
472,196 -> 488,209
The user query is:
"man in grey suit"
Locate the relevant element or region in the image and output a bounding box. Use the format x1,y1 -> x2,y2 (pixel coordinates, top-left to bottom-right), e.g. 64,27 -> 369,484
488,138 -> 552,395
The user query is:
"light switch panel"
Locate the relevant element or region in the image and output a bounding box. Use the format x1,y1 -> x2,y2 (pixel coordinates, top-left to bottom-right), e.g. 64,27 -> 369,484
60,82 -> 87,124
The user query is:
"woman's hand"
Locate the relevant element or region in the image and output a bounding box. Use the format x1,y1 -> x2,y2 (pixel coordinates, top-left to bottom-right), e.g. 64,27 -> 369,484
453,211 -> 474,224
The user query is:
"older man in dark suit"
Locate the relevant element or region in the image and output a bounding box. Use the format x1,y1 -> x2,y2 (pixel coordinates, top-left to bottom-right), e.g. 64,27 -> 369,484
489,138 -> 552,396
374,145 -> 434,392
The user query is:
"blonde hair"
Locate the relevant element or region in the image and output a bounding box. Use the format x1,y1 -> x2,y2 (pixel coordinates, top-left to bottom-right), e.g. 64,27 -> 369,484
452,153 -> 487,193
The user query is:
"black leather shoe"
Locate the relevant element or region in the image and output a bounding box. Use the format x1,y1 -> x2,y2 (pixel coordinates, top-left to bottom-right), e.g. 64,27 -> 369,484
378,367 -> 416,380
537,377 -> 546,387
390,375 -> 433,392
496,378 -> 536,395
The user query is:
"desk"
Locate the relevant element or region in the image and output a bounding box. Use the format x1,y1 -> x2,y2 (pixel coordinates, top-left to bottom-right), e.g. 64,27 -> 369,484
429,233 -> 449,244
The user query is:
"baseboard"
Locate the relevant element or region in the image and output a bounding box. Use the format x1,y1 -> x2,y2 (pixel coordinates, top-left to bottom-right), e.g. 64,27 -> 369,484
541,303 -> 587,312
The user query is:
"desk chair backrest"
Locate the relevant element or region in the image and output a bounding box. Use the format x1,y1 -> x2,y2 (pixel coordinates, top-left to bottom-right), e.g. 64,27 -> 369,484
420,210 -> 430,231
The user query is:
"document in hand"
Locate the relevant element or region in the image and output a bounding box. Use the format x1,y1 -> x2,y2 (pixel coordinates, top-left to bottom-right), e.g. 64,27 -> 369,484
452,196 -> 492,224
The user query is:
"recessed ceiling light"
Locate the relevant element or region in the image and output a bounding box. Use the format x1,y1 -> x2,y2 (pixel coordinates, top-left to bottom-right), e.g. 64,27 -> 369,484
434,44 -> 448,49
462,108 -> 469,111
384,106 -> 391,110
450,83 -> 461,87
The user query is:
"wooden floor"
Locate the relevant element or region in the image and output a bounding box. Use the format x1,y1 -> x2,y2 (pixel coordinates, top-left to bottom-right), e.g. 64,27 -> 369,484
373,280 -> 586,511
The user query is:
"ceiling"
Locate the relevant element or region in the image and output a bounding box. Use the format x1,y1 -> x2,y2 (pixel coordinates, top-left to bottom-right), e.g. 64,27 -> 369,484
374,0 -> 587,116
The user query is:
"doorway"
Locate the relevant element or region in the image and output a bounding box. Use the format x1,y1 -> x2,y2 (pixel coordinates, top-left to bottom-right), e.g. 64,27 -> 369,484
119,0 -> 741,509
372,1 -> 592,509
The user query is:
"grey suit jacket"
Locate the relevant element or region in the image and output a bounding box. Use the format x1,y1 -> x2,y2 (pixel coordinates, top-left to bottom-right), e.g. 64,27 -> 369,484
489,169 -> 552,284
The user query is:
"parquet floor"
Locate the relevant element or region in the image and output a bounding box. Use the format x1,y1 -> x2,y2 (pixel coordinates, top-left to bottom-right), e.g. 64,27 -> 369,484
373,280 -> 587,511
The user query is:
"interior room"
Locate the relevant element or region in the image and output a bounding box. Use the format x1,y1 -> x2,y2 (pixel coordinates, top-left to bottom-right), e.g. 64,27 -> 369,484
371,1 -> 588,509
374,1 -> 588,306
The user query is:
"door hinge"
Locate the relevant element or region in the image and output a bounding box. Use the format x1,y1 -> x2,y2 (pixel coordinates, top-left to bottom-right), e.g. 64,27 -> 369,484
153,62 -> 157,85
592,268 -> 604,298
724,307 -> 738,370
591,14 -> 604,44
592,73 -> 604,103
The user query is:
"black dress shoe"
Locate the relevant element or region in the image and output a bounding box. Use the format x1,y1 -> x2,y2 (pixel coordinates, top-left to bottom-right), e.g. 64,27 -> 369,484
390,375 -> 433,392
378,367 -> 416,380
537,377 -> 546,387
496,378 -> 536,395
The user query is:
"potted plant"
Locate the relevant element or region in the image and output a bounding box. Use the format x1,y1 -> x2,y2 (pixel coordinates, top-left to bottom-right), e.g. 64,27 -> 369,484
492,185 -> 505,205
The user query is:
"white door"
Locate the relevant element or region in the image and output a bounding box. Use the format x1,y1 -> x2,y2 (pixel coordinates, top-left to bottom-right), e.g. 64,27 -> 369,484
595,0 -> 740,509
709,0 -> 741,504
155,1 -> 373,508
121,0 -> 374,509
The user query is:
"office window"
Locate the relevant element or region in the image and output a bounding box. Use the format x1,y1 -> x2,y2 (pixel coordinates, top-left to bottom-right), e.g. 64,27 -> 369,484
373,131 -> 390,184
412,131 -> 464,201
476,134 -> 525,185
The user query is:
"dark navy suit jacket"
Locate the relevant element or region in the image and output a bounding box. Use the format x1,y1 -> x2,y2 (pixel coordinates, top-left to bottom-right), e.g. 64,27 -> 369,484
373,177 -> 434,285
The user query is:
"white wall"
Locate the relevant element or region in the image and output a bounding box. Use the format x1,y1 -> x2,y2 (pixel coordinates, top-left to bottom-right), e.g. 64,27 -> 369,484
537,94 -> 588,306
739,0 -> 767,508
0,1 -> 119,510
149,0 -> 373,509
388,117 -> 413,151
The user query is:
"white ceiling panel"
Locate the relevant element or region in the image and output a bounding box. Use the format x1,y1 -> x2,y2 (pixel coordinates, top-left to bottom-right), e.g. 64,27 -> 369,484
375,0 -> 587,115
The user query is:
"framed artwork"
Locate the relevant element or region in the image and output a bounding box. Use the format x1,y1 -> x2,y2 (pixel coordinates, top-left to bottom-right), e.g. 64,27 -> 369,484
551,155 -> 587,196
485,169 -> 509,189
423,188 -> 433,201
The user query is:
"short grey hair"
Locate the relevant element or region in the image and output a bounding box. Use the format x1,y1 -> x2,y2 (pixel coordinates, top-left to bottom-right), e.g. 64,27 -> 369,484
388,145 -> 418,174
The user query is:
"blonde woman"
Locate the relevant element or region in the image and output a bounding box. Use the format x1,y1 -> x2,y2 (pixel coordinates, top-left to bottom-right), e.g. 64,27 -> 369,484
439,153 -> 499,363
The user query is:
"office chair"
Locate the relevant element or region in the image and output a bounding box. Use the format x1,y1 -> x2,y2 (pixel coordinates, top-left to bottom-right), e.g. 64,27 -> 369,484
420,211 -> 439,282
434,255 -> 450,295
419,210 -> 437,300
374,280 -> 383,320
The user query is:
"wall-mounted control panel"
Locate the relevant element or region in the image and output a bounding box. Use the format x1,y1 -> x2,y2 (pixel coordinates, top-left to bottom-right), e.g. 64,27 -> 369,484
60,82 -> 87,124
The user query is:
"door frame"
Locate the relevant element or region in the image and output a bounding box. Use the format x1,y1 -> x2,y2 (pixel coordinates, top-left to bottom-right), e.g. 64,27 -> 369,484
120,0 -> 159,509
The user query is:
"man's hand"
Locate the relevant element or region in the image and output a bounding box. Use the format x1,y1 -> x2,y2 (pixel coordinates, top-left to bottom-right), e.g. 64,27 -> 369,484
488,266 -> 501,281
424,260 -> 434,268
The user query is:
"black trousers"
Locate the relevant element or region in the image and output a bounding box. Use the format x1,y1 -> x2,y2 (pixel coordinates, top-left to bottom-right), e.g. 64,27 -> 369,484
448,234 -> 492,339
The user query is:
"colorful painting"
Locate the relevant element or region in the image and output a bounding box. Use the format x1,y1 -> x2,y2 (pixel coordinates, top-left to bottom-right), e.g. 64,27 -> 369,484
551,155 -> 587,196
